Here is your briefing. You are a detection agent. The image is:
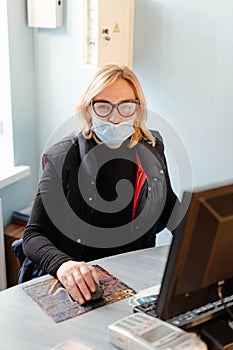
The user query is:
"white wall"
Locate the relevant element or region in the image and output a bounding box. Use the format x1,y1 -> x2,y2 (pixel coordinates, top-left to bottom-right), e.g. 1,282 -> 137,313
0,200 -> 7,290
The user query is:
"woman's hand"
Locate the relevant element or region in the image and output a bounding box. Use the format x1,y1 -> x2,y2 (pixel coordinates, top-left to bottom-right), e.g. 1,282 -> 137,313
56,260 -> 99,304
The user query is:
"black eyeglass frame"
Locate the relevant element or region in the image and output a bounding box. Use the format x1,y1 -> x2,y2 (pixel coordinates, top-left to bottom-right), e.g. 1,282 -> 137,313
91,99 -> 139,118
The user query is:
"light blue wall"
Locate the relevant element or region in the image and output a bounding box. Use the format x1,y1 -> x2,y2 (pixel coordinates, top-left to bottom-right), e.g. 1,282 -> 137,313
1,0 -> 233,225
133,0 -> 233,188
34,1 -> 96,155
35,0 -> 233,189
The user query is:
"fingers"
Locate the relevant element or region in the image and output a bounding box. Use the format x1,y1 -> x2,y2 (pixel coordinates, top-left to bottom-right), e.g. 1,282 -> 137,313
73,262 -> 96,301
89,265 -> 99,284
65,274 -> 85,304
56,261 -> 98,304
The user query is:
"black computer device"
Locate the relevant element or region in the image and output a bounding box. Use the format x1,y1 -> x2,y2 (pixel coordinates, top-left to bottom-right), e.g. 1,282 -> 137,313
134,183 -> 233,334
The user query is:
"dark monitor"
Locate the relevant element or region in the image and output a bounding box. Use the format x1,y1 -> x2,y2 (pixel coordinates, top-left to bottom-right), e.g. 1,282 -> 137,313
156,183 -> 233,325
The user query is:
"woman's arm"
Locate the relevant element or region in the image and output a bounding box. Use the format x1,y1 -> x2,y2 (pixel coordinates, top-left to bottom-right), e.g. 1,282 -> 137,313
23,158 -> 99,303
153,134 -> 178,233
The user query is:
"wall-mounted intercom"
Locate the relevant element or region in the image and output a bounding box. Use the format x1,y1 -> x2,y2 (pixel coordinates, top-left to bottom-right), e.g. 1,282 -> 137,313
83,0 -> 135,67
27,0 -> 63,28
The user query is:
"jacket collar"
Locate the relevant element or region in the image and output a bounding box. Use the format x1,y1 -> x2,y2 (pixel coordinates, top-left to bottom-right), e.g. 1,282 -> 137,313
77,133 -> 165,178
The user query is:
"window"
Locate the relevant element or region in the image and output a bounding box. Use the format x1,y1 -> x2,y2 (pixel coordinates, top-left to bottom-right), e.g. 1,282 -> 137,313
0,0 -> 14,167
0,0 -> 30,189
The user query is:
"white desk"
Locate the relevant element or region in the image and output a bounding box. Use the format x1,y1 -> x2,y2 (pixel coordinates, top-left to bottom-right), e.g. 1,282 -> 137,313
0,246 -> 169,350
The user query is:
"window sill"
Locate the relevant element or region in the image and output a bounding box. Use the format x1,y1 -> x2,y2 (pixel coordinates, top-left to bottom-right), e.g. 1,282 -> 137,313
0,165 -> 31,190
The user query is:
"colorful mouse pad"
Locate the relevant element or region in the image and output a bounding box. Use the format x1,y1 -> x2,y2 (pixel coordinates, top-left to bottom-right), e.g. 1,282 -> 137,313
22,265 -> 136,323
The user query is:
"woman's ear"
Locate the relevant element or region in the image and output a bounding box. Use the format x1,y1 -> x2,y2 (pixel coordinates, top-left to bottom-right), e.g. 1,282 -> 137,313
133,105 -> 141,125
84,105 -> 92,121
136,104 -> 145,123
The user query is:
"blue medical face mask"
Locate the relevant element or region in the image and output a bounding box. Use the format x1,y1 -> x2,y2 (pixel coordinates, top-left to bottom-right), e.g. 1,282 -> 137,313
91,116 -> 135,147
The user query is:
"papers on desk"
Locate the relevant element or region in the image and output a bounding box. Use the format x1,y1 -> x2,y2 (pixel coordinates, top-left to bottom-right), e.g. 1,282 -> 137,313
22,265 -> 136,323
129,284 -> 161,306
137,285 -> 161,298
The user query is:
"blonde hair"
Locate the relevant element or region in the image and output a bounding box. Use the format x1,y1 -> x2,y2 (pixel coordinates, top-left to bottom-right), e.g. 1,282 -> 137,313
76,64 -> 155,147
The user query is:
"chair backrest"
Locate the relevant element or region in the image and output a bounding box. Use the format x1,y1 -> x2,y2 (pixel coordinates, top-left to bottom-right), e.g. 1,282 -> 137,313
12,238 -> 45,283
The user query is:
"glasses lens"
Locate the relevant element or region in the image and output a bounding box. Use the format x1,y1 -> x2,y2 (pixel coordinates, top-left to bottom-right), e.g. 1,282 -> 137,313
93,102 -> 112,117
118,102 -> 138,117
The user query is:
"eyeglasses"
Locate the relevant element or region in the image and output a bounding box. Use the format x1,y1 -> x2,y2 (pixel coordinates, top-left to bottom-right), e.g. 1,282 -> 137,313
91,100 -> 139,118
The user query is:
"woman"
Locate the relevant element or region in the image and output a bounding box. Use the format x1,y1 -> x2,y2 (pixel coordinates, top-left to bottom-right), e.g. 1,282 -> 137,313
23,64 -> 177,304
